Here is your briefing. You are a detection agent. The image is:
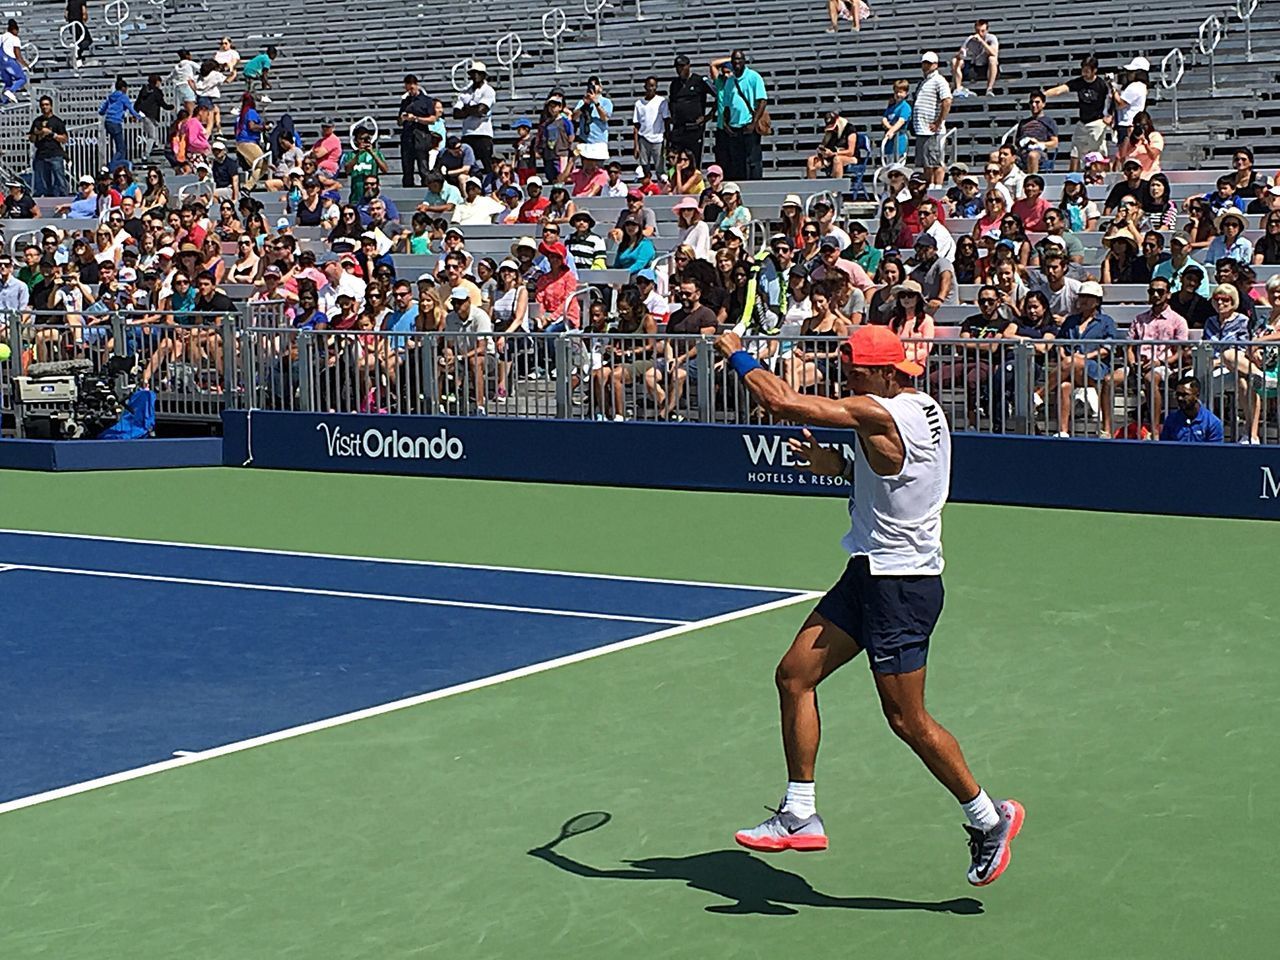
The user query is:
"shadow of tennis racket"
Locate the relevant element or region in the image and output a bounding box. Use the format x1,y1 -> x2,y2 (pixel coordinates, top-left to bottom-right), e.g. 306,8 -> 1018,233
529,811 -> 612,852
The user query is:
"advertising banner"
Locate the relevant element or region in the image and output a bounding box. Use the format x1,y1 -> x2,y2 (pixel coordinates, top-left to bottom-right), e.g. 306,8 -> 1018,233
223,412 -> 1280,521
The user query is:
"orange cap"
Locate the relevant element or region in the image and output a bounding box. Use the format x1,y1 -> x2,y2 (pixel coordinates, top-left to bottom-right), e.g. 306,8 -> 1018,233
841,325 -> 924,377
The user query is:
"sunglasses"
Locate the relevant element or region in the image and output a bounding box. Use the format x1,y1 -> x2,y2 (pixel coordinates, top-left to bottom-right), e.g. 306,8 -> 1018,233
802,229 -> 818,237
1147,286 -> 1168,293
978,297 -> 998,305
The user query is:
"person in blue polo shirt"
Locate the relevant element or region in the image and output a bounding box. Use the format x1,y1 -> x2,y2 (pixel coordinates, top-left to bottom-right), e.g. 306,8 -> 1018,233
1160,374 -> 1223,442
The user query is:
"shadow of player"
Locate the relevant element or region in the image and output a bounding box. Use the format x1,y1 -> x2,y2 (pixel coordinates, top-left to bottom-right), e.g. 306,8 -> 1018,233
529,843 -> 983,917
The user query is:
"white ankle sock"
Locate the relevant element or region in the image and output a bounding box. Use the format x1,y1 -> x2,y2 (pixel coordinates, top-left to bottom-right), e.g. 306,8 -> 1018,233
782,780 -> 816,819
961,788 -> 1000,831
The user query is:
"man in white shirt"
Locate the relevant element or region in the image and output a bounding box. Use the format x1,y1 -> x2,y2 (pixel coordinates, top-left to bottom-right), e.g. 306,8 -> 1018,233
320,255 -> 366,314
951,18 -> 999,96
631,75 -> 669,174
715,323 -> 1023,887
453,60 -> 496,173
443,287 -> 493,414
994,144 -> 1026,200
913,52 -> 952,186
451,179 -> 504,225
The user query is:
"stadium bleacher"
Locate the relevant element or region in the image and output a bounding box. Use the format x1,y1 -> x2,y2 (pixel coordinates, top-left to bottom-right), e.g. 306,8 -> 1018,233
0,0 -> 1278,443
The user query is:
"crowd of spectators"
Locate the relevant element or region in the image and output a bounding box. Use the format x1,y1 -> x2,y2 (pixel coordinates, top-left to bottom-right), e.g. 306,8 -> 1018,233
3,21 -> 1279,440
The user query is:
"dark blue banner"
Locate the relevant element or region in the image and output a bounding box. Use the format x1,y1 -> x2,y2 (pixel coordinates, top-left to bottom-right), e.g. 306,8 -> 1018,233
222,412 -> 1280,521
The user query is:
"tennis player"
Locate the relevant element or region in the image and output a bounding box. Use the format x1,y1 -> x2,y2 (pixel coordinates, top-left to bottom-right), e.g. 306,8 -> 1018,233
715,324 -> 1023,887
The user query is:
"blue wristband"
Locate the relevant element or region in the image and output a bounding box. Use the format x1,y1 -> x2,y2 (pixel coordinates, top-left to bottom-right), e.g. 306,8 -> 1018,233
728,350 -> 762,379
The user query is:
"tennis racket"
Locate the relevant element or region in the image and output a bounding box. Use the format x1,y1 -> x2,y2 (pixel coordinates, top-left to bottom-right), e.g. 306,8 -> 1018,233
531,811 -> 612,851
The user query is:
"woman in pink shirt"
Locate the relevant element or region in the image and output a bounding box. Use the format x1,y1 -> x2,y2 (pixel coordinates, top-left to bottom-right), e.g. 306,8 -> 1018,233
182,105 -> 211,158
887,278 -> 935,366
1116,111 -> 1163,176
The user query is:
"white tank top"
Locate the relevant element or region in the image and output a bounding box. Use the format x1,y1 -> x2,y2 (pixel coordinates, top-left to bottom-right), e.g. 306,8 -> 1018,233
840,391 -> 950,576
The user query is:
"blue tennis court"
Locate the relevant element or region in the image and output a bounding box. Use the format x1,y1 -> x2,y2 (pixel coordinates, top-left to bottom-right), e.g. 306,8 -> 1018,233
0,530 -> 810,811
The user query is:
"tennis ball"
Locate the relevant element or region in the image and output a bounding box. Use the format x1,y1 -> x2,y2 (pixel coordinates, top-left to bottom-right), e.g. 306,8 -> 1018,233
0,343 -> 10,362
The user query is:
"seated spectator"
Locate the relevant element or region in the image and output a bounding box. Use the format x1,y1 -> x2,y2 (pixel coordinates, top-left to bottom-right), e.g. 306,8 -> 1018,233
929,282 -> 1013,417
567,211 -> 607,271
843,220 -> 881,276
1046,280 -> 1118,437
810,235 -> 872,290
1103,160 -> 1148,215
953,235 -> 980,284
713,181 -> 751,240
1012,92 -> 1059,173
633,165 -> 662,196
516,176 -> 549,222
58,174 -> 101,218
672,197 -> 711,261
567,153 -> 608,197
806,110 -> 859,180
811,195 -> 851,250
909,233 -> 957,311
1141,173 -> 1178,230
1160,375 -> 1223,442
418,170 -> 462,215
915,199 -> 955,261
949,171 -> 984,218
1155,231 -> 1211,298
1254,211 -> 1280,265
1205,210 -> 1254,265
611,189 -> 658,242
1031,209 -> 1085,265
604,161 -> 628,198
534,241 -> 579,329
645,274 -> 717,420
997,213 -> 1032,266
951,19 -> 999,97
1194,175 -> 1247,216
2,179 -> 37,218
1105,275 -> 1188,432
886,278 -> 934,367
612,216 -> 656,272
670,149 -> 706,195
543,184 -> 576,225
452,179 -> 503,224
1011,174 -> 1051,232
1169,264 -> 1214,328
437,136 -> 478,187
973,190 -> 1007,242
1100,227 -> 1143,284
1082,151 -> 1108,186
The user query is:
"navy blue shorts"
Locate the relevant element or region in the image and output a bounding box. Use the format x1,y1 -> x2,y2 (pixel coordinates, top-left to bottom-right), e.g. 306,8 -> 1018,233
814,555 -> 944,675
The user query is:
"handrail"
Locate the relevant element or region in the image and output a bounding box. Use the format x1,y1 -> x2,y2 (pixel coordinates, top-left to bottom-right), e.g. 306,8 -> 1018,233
495,32 -> 523,101
542,7 -> 567,74
1235,0 -> 1258,61
349,116 -> 379,149
449,58 -> 473,94
1197,14 -> 1224,93
584,0 -> 607,47
104,0 -> 129,51
58,20 -> 86,71
1160,48 -> 1185,131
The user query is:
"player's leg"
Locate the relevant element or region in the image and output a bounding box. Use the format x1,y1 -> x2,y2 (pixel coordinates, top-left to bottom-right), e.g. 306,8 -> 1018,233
734,576 -> 863,853
865,571 -> 1023,886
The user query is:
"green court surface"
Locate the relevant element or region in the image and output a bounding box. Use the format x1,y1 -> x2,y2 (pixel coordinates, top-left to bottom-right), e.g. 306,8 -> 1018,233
1,468 -> 1277,959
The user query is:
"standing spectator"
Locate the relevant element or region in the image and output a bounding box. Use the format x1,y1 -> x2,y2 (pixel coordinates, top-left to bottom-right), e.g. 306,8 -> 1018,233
135,74 -> 173,157
342,127 -> 388,204
950,19 -> 999,97
535,95 -> 575,182
1111,57 -> 1149,146
0,19 -> 29,103
233,92 -> 267,189
1160,375 -> 1223,442
1043,55 -> 1111,172
214,37 -> 241,78
1116,111 -> 1163,176
574,77 -> 613,159
172,50 -> 198,109
667,55 -> 715,164
712,50 -> 769,181
881,79 -> 912,162
1012,92 -> 1059,173
65,0 -> 91,67
99,77 -> 141,172
195,59 -> 229,136
632,76 -> 668,173
913,51 -> 952,186
806,110 -> 859,180
454,61 -> 496,172
241,45 -> 278,101
398,74 -> 437,188
29,96 -> 69,197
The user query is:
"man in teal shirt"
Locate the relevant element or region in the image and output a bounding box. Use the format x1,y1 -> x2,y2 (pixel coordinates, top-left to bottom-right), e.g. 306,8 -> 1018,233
1153,231 -> 1211,297
711,49 -> 768,181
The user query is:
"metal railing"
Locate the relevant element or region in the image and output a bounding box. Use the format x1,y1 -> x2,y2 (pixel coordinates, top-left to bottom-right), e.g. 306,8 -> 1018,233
6,319 -> 1277,442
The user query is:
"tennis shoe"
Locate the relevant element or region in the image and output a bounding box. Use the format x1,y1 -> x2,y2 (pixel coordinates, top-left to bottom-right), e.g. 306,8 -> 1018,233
734,806 -> 828,852
965,798 -> 1024,886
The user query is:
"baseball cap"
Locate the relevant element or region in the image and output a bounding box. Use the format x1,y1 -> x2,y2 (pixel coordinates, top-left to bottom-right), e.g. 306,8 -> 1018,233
634,267 -> 657,283
444,225 -> 465,239
263,264 -> 282,277
1042,235 -> 1067,249
275,216 -> 290,229
497,259 -> 520,272
118,266 -> 138,283
77,174 -> 94,185
158,246 -> 175,258
449,286 -> 471,301
320,117 -> 335,127
769,232 -> 793,247
1123,56 -> 1150,72
525,175 -> 543,188
842,325 -> 923,377
1122,158 -> 1142,170
627,187 -> 644,200
908,170 -> 928,184
512,117 -> 532,129
848,220 -> 869,234
1079,280 -> 1105,299
1065,172 -> 1084,183
212,140 -> 227,151
921,51 -> 939,64
445,135 -> 462,149
469,59 -> 487,73
1169,230 -> 1193,247
706,164 -> 724,177
819,235 -> 843,250
719,181 -> 741,195
913,232 -> 937,248
1082,151 -> 1107,166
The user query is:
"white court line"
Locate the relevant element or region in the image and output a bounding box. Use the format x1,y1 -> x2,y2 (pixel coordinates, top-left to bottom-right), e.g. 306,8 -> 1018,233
0,590 -> 821,816
0,564 -> 15,574
0,527 -> 807,595
6,564 -> 689,626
